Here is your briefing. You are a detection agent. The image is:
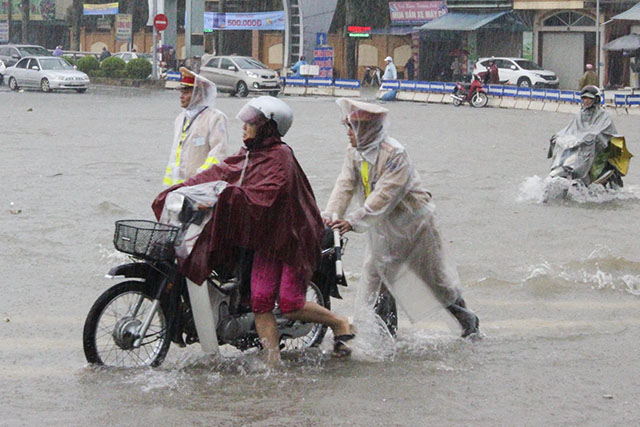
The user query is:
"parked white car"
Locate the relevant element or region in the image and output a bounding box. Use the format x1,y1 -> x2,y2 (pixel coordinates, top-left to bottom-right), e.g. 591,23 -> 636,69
112,51 -> 153,63
474,57 -> 559,88
5,56 -> 90,93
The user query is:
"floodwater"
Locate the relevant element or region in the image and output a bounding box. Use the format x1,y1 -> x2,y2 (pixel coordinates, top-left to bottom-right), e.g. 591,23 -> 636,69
2,86 -> 640,426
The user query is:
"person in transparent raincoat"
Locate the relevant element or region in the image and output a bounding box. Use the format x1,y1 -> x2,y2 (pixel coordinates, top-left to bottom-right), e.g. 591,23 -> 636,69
323,98 -> 480,337
163,67 -> 231,186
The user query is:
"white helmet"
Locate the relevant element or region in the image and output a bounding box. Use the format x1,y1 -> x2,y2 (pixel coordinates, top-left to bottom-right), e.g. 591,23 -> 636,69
236,96 -> 294,136
384,56 -> 393,62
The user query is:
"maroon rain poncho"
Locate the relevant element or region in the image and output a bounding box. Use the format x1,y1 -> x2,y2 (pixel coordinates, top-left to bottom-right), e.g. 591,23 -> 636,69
152,134 -> 324,285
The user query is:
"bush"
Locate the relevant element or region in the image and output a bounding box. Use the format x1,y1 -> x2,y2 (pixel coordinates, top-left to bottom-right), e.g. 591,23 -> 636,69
76,56 -> 100,74
62,56 -> 77,67
87,69 -> 105,78
125,58 -> 152,80
100,56 -> 126,78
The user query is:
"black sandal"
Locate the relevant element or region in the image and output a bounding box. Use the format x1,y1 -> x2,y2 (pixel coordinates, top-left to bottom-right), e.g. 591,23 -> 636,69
333,333 -> 355,358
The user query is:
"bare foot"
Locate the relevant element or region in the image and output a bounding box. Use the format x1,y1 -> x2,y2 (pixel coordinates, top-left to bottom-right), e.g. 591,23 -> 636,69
333,315 -> 352,337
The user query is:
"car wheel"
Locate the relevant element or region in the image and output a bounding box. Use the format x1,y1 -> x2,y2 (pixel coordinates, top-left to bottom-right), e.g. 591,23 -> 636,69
76,88 -> 87,94
40,78 -> 51,93
8,76 -> 19,91
517,77 -> 531,88
236,81 -> 248,97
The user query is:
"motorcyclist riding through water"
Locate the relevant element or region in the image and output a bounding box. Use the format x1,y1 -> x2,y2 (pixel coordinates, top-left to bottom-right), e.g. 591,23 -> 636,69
547,85 -> 633,192
153,96 -> 353,367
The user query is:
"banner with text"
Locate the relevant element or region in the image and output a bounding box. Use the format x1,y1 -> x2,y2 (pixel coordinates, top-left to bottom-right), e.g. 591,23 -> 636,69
389,1 -> 447,25
83,2 -> 119,16
313,46 -> 333,79
204,11 -> 285,32
115,13 -> 132,41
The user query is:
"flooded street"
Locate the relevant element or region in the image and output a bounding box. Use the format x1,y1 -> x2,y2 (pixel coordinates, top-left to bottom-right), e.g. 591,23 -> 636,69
2,86 -> 640,426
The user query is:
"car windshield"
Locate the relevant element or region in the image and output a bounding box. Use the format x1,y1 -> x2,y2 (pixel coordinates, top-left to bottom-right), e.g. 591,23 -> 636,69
515,60 -> 544,71
234,57 -> 268,70
39,58 -> 74,70
18,46 -> 50,56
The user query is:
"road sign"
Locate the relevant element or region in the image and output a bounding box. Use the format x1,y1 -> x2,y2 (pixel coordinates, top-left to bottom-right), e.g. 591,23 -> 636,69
316,32 -> 327,46
154,14 -> 168,31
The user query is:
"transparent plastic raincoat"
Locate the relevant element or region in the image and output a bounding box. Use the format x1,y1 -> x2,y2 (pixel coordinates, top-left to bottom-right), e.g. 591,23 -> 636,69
323,98 -> 462,323
163,74 -> 231,186
549,102 -> 618,185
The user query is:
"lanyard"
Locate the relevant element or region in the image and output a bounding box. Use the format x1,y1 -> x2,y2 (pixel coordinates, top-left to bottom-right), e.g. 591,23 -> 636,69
180,107 -> 208,144
360,161 -> 371,198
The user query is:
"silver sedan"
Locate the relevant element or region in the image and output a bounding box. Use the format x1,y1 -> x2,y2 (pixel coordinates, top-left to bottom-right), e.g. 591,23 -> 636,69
5,56 -> 90,93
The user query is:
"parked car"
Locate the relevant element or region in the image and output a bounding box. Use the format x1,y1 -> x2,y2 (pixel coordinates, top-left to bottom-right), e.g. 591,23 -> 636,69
199,55 -> 281,97
5,56 -> 90,93
0,44 -> 51,67
473,57 -> 559,88
111,51 -> 153,63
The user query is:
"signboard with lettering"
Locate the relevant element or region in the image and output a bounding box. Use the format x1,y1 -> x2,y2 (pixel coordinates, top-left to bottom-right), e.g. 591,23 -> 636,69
116,14 -> 133,42
204,11 -> 285,32
0,21 -> 8,43
389,1 -> 447,25
0,0 -> 58,21
313,46 -> 333,79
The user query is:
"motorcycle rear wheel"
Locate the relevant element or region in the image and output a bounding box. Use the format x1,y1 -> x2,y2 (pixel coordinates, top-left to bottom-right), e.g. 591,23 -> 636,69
83,280 -> 171,368
471,92 -> 488,108
280,281 -> 329,351
452,97 -> 462,107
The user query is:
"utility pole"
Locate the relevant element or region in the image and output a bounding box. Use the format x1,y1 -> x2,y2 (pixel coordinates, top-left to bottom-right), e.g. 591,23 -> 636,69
152,0 -> 158,79
217,0 -> 226,55
596,0 -> 601,87
345,0 -> 356,79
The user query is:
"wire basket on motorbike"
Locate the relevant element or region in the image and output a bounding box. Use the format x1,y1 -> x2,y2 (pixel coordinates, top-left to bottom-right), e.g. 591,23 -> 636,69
113,219 -> 179,262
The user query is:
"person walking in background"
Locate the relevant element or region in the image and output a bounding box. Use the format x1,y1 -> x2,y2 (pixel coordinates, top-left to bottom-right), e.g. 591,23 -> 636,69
579,64 -> 598,90
99,47 -> 111,62
488,59 -> 500,84
163,67 -> 231,186
450,57 -> 462,81
290,55 -> 308,77
404,56 -> 415,81
382,56 -> 397,81
52,45 -> 63,57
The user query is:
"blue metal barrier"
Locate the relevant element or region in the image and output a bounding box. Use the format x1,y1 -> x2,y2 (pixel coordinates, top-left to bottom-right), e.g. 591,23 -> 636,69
487,85 -> 503,96
503,86 -> 517,97
627,94 -> 640,106
532,88 -> 546,100
560,91 -> 575,103
399,81 -> 416,91
516,88 -> 532,98
380,80 -> 400,90
415,81 -> 430,92
286,77 -> 307,86
307,78 -> 333,87
334,79 -> 361,88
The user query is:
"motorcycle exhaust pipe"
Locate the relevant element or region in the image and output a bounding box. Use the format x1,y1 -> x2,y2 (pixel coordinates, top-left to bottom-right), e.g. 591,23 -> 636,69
451,94 -> 464,101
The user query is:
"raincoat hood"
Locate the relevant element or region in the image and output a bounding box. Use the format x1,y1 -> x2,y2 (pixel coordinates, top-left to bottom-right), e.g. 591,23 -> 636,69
185,73 -> 218,116
336,98 -> 389,163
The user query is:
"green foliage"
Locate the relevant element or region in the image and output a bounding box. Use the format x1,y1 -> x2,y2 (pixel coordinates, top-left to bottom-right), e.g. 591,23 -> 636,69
125,57 -> 152,79
100,56 -> 126,78
76,55 -> 100,73
87,69 -> 105,78
62,56 -> 77,67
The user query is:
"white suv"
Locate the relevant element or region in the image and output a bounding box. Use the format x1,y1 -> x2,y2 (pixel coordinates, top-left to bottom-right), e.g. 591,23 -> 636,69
473,57 -> 559,88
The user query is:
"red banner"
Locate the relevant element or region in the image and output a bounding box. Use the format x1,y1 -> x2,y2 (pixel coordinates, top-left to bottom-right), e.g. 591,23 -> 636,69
389,1 -> 447,25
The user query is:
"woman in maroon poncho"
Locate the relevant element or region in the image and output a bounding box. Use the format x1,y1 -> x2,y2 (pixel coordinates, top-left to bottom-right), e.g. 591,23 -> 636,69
153,96 -> 353,366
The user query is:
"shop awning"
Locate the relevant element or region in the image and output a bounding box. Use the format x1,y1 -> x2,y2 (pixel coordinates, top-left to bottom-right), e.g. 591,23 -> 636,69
612,3 -> 640,21
604,34 -> 640,51
417,11 -> 508,31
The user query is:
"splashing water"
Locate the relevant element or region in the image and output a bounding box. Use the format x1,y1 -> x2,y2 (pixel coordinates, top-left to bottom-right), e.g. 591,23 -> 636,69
523,245 -> 640,296
349,307 -> 397,362
517,175 -> 640,204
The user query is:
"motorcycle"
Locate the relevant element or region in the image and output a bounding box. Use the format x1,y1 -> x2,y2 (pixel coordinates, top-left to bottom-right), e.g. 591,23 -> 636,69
82,182 -> 349,368
543,134 -> 633,201
362,67 -> 382,88
450,74 -> 488,108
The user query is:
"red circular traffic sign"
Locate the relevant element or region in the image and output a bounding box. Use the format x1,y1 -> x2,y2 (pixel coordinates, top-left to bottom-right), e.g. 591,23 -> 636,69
154,14 -> 168,31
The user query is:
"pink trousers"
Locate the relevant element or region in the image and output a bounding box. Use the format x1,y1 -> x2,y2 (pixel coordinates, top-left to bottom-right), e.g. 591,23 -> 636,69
251,252 -> 306,314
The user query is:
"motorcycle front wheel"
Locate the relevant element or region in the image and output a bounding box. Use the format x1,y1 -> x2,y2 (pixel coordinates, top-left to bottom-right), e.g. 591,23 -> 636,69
83,280 -> 171,368
471,92 -> 488,108
280,281 -> 329,351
